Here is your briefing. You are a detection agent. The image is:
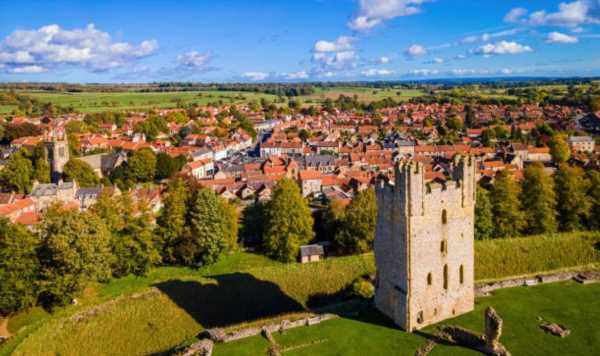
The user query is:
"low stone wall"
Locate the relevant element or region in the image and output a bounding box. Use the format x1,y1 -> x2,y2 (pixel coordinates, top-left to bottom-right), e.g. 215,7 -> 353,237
200,313 -> 338,344
474,270 -> 589,297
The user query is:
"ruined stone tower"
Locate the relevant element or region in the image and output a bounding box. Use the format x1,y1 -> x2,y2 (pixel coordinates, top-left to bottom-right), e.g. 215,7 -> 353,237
374,156 -> 476,331
44,128 -> 70,183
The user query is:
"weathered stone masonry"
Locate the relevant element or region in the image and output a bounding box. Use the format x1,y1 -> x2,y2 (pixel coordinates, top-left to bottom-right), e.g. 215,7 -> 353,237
374,156 -> 476,331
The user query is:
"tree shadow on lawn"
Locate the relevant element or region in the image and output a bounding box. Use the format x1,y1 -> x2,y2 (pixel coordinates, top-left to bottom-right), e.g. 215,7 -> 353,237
153,272 -> 304,329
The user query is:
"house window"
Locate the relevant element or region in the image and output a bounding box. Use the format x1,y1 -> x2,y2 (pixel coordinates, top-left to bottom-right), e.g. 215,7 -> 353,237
459,265 -> 464,284
442,209 -> 447,224
427,273 -> 432,286
443,264 -> 448,290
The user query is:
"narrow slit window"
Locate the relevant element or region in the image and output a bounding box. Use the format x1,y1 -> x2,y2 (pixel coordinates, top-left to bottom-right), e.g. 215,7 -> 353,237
427,273 -> 432,286
459,265 -> 464,284
443,264 -> 448,290
442,209 -> 447,224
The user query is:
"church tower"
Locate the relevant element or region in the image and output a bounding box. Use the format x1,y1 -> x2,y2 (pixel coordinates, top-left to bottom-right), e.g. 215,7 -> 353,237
44,128 -> 70,183
374,156 -> 476,331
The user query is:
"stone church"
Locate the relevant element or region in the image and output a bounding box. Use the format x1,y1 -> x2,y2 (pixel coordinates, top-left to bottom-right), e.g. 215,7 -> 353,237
374,156 -> 476,331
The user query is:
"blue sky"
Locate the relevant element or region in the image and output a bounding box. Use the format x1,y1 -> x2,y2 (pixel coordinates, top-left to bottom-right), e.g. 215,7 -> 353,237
1,0 -> 600,82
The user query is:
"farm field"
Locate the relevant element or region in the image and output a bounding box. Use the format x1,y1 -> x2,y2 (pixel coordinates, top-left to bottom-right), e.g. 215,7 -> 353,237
2,231 -> 599,355
0,86 -> 426,115
303,86 -> 425,103
0,90 -> 280,114
215,281 -> 600,356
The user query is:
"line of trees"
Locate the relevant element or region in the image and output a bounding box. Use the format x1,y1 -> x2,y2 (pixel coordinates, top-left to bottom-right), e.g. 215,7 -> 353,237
0,178 -> 240,316
475,163 -> 600,239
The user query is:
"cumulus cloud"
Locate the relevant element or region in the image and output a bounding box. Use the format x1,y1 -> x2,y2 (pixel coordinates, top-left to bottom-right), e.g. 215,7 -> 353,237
177,51 -> 211,68
362,68 -> 394,76
314,36 -> 354,52
378,56 -> 390,64
0,24 -> 158,74
473,41 -> 533,55
242,71 -> 269,81
348,0 -> 428,31
546,31 -> 579,43
505,1 -> 600,28
404,44 -> 427,58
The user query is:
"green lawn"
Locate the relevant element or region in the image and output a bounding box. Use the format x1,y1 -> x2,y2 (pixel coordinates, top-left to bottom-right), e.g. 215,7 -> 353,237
215,281 -> 600,356
2,232 -> 598,355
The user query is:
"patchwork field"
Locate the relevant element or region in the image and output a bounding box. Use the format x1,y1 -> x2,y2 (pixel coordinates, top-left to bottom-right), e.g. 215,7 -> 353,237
1,232 -> 598,355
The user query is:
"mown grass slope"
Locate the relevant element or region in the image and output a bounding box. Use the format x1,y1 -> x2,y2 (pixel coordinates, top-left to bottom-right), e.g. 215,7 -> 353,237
216,281 -> 600,356
3,232 -> 599,356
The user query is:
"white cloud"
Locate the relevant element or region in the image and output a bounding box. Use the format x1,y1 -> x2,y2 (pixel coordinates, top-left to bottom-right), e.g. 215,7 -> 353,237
405,44 -> 427,58
362,68 -> 394,76
378,56 -> 390,64
242,71 -> 269,81
546,31 -> 579,43
504,8 -> 528,23
177,51 -> 211,67
473,41 -> 533,55
283,71 -> 309,79
9,65 -> 47,73
348,0 -> 427,31
314,36 -> 354,52
0,24 -> 158,74
506,1 -> 600,28
407,69 -> 439,76
461,28 -> 523,44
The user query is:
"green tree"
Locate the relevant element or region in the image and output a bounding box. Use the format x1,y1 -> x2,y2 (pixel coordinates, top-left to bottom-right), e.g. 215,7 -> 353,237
176,188 -> 230,266
156,178 -> 188,263
263,179 -> 314,262
63,159 -> 100,187
474,187 -> 494,240
127,148 -> 157,182
0,218 -> 39,315
37,205 -> 112,306
0,151 -> 34,193
222,200 -> 240,251
155,152 -> 186,180
110,195 -> 160,277
521,162 -> 557,234
588,170 -> 600,230
549,134 -> 571,164
491,170 -> 525,238
555,164 -> 591,231
33,157 -> 51,183
335,189 -> 377,254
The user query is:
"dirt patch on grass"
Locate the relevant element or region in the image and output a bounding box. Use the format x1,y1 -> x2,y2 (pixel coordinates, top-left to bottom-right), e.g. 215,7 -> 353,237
0,318 -> 11,338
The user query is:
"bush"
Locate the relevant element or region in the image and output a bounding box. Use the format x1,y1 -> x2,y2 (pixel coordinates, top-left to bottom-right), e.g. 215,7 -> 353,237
351,277 -> 375,300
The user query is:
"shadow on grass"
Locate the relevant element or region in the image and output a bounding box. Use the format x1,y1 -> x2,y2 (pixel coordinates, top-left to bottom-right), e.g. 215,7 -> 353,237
154,272 -> 304,329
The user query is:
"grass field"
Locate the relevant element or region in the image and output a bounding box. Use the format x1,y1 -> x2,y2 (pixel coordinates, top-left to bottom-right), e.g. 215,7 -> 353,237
2,232 -> 598,355
0,86 -> 426,114
0,90 -> 280,114
303,86 -> 424,103
215,281 -> 600,356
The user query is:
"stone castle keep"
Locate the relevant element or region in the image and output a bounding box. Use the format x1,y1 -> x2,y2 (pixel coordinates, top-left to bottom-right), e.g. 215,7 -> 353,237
374,156 -> 476,331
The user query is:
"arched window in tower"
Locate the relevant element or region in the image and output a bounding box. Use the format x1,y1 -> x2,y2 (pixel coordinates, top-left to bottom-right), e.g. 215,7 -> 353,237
427,272 -> 432,286
442,209 -> 447,224
459,265 -> 464,284
440,240 -> 446,254
443,264 -> 448,290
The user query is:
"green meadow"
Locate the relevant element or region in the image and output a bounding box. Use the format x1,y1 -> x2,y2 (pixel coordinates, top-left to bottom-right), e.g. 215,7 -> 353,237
1,231 -> 598,355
